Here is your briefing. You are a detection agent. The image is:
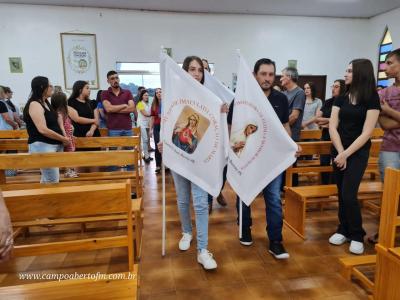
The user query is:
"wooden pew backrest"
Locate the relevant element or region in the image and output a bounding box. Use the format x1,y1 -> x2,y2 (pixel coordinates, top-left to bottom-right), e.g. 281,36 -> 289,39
3,182 -> 131,221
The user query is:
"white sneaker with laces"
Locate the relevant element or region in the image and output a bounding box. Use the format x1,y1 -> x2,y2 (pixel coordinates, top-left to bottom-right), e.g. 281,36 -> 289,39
197,249 -> 217,270
178,233 -> 192,251
349,241 -> 364,255
329,233 -> 349,245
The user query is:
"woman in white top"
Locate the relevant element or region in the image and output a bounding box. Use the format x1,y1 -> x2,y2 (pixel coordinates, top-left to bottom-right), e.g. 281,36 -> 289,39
136,89 -> 152,163
302,82 -> 322,130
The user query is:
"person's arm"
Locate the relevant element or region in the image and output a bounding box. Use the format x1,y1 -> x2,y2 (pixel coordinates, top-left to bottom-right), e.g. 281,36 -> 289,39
329,106 -> 345,154
289,92 -> 306,126
102,99 -> 128,113
14,113 -> 23,127
29,102 -> 69,144
333,109 -> 380,169
68,106 -> 95,125
283,122 -> 291,137
379,115 -> 400,130
0,192 -> 13,262
57,113 -> 67,137
120,100 -> 136,114
381,99 -> 400,122
1,112 -> 18,129
289,109 -> 301,125
86,109 -> 99,137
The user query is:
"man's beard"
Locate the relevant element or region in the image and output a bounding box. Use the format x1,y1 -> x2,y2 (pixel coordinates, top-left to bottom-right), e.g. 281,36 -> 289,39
113,83 -> 120,88
261,83 -> 271,91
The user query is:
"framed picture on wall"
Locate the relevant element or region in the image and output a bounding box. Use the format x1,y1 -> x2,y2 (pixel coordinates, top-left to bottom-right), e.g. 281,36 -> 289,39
60,33 -> 99,90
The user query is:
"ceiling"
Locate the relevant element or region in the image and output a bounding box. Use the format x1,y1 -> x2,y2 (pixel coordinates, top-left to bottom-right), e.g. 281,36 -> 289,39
1,0 -> 400,18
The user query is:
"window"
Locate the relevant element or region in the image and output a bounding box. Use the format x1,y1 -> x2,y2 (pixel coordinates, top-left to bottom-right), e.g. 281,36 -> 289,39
116,61 -> 214,97
377,28 -> 393,88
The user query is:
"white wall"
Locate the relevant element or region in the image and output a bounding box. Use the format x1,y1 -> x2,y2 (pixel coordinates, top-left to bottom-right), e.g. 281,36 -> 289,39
0,4 -> 374,107
368,7 -> 400,69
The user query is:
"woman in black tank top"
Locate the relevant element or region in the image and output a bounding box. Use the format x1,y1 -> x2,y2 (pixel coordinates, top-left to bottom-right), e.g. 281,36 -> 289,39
23,76 -> 70,183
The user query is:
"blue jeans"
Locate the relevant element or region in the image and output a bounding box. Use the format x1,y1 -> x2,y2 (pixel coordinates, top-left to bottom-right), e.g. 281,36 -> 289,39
108,129 -> 134,171
379,151 -> 400,181
236,173 -> 284,242
171,170 -> 209,251
28,141 -> 63,183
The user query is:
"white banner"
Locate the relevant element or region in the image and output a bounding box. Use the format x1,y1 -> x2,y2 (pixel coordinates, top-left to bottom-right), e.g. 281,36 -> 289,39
227,55 -> 298,206
160,53 -> 228,196
204,70 -> 234,104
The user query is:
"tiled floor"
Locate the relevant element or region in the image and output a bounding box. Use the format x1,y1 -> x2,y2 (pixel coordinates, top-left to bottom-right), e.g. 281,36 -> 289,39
138,164 -> 378,299
0,161 -> 379,299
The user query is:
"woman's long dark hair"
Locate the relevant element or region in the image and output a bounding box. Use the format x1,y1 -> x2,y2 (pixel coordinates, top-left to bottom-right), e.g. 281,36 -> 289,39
23,76 -> 50,121
347,59 -> 377,105
68,80 -> 89,102
139,89 -> 148,102
152,88 -> 161,112
305,82 -> 317,100
182,56 -> 205,84
334,79 -> 346,98
96,90 -> 103,104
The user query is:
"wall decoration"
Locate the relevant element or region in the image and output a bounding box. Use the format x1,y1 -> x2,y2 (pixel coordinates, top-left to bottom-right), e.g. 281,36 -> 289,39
60,33 -> 99,89
288,60 -> 297,69
9,57 -> 23,73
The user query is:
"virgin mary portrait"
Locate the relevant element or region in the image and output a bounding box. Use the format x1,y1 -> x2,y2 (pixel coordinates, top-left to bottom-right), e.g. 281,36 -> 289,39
172,113 -> 200,154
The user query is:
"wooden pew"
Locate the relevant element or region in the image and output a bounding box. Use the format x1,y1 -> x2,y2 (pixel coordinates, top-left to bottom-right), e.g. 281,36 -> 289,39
338,168 -> 400,297
0,138 -> 143,197
284,181 -> 383,240
2,181 -> 137,270
0,128 -> 142,139
299,127 -> 384,142
0,179 -> 143,259
285,139 -> 382,187
0,129 -> 28,139
0,269 -> 138,300
99,127 -> 141,137
299,129 -> 322,140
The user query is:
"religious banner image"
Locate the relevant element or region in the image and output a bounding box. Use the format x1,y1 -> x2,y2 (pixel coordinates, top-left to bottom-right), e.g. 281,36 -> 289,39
227,55 -> 298,206
172,106 -> 210,155
160,53 -> 228,196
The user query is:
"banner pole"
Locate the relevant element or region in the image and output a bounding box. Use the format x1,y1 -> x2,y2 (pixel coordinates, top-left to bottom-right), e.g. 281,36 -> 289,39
239,198 -> 243,239
160,45 -> 167,257
161,162 -> 166,256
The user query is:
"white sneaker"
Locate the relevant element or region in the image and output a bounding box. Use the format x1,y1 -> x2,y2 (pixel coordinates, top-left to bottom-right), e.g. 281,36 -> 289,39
178,233 -> 192,251
329,233 -> 349,245
349,241 -> 364,255
197,249 -> 217,270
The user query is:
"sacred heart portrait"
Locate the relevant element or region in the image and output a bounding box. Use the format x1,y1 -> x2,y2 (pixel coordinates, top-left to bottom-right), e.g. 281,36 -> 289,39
172,105 -> 210,154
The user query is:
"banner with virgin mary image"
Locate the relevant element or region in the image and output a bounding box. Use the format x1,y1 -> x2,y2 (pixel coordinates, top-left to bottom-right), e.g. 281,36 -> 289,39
227,55 -> 298,206
160,53 -> 229,196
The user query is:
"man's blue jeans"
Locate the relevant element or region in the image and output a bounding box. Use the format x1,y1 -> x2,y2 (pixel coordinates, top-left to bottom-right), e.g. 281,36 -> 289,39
108,129 -> 134,171
236,173 -> 284,242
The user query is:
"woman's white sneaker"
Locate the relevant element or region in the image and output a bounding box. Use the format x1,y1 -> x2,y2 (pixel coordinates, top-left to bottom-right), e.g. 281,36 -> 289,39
178,233 -> 192,251
197,249 -> 217,270
349,241 -> 364,255
329,233 -> 349,245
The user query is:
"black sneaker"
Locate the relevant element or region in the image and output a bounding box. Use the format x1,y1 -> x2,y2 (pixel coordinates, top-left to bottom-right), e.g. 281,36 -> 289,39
269,241 -> 289,259
239,227 -> 253,246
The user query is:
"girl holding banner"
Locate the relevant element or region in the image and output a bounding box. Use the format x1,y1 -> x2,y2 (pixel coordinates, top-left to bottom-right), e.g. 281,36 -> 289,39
159,55 -> 229,270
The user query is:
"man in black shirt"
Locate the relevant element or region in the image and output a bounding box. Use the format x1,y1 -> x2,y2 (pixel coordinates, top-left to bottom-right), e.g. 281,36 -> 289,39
227,58 -> 297,259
